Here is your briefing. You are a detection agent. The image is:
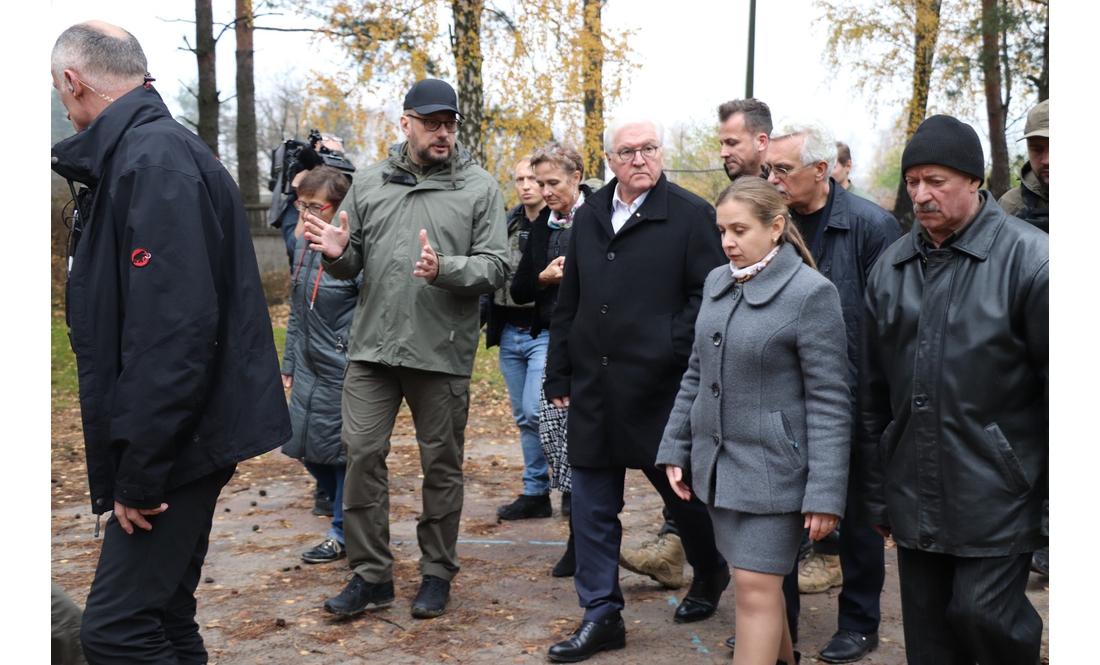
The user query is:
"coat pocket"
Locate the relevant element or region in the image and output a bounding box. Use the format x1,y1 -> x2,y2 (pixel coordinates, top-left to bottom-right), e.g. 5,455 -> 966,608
982,423 -> 1031,494
770,411 -> 804,471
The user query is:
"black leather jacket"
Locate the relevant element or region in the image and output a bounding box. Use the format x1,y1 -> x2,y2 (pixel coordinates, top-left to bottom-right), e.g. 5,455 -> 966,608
856,193 -> 1048,556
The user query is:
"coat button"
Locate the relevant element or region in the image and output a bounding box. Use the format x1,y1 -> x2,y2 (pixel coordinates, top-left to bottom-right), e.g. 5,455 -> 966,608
600,304 -> 609,314
607,251 -> 616,260
601,356 -> 609,365
920,537 -> 935,548
712,333 -> 722,346
712,433 -> 721,446
711,382 -> 720,397
95,498 -> 105,506
914,395 -> 928,407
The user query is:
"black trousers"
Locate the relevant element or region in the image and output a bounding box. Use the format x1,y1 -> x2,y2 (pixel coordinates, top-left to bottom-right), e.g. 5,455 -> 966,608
81,465 -> 236,665
789,475 -> 886,635
896,547 -> 1042,665
571,464 -> 726,623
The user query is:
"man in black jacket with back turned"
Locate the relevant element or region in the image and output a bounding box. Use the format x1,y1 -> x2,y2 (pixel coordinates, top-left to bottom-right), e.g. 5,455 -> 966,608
51,21 -> 291,664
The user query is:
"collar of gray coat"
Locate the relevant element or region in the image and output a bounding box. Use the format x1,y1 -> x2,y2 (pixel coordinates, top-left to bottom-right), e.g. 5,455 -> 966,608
709,242 -> 803,306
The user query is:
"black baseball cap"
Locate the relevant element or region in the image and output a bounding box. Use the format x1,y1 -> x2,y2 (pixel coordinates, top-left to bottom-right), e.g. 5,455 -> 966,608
403,79 -> 464,118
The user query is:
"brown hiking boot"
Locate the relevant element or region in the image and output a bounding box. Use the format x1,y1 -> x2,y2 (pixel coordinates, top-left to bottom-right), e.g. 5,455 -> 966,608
798,551 -> 843,593
619,533 -> 685,589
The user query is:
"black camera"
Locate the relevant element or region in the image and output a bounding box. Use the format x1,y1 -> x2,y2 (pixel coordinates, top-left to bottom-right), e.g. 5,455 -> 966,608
268,129 -> 356,196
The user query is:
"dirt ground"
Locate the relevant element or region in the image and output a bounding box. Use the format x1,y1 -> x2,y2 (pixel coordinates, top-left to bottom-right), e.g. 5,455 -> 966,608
51,393 -> 1049,665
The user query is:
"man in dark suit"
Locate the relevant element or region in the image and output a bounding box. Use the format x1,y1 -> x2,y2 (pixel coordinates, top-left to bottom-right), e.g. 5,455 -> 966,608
543,118 -> 730,662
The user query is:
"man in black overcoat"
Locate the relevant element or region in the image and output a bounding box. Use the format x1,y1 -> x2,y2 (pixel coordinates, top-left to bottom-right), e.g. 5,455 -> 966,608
543,118 -> 730,662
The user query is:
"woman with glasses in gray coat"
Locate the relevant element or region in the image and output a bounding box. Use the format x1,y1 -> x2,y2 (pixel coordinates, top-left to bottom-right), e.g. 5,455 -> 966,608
656,177 -> 851,665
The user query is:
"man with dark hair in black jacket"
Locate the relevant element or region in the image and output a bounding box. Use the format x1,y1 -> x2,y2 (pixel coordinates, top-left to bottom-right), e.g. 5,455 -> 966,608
51,20 -> 291,665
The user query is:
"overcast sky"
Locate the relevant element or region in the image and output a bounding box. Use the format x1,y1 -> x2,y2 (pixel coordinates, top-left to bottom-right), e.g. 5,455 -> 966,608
45,0 -> 927,186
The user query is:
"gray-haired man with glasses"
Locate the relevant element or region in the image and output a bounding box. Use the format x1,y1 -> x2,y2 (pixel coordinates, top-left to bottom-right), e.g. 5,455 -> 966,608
765,117 -> 901,664
543,118 -> 730,661
303,78 -> 509,621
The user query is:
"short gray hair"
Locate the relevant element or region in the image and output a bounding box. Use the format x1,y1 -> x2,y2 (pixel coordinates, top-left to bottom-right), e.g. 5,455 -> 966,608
770,117 -> 838,173
52,22 -> 147,94
603,117 -> 665,153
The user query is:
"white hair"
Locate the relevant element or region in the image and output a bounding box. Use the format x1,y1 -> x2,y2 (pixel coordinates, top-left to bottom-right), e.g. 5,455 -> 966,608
603,116 -> 665,153
52,22 -> 147,94
770,117 -> 838,173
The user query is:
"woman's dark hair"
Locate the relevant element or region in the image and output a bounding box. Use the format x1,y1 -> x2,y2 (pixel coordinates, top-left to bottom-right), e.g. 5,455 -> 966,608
296,165 -> 350,206
715,177 -> 816,269
530,141 -> 584,180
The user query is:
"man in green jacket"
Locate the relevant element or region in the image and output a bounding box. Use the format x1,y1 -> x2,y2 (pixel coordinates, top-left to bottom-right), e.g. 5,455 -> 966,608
303,78 -> 509,620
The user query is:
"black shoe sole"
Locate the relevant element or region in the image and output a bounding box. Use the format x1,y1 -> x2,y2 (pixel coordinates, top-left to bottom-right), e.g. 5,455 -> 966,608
301,553 -> 347,564
547,638 -> 626,662
497,509 -> 553,520
410,604 -> 448,619
322,596 -> 394,616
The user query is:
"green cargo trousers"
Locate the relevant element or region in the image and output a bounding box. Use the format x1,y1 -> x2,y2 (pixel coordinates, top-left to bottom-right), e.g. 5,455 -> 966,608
341,361 -> 469,584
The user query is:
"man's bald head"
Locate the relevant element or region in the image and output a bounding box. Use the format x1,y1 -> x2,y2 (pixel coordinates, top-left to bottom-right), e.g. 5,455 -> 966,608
52,21 -> 147,96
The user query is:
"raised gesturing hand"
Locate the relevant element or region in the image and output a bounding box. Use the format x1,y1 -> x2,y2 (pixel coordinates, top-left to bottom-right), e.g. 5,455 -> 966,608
413,229 -> 439,282
303,210 -> 350,259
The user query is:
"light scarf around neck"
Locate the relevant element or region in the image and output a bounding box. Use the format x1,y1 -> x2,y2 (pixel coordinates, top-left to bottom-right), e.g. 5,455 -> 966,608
548,192 -> 585,230
730,244 -> 781,283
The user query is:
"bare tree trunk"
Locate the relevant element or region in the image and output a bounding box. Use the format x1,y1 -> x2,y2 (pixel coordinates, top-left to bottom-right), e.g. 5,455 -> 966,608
981,0 -> 1009,198
451,0 -> 485,164
196,0 -> 219,157
236,0 -> 259,203
1030,0 -> 1049,101
893,0 -> 942,230
582,0 -> 606,182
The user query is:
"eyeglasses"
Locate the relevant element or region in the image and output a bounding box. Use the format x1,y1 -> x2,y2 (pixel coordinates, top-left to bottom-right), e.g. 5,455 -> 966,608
294,200 -> 334,216
613,145 -> 661,163
406,114 -> 462,133
766,161 -> 817,180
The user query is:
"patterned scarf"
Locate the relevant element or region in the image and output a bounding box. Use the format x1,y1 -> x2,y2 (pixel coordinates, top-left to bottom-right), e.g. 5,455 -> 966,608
548,193 -> 585,230
730,244 -> 781,283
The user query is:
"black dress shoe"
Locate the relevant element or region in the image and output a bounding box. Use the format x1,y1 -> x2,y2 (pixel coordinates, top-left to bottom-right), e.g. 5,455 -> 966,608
547,618 -> 626,662
552,532 -> 576,578
323,576 -> 394,616
673,565 -> 730,623
818,630 -> 878,663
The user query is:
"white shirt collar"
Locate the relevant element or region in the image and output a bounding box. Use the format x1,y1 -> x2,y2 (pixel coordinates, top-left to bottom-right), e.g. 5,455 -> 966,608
611,185 -> 650,233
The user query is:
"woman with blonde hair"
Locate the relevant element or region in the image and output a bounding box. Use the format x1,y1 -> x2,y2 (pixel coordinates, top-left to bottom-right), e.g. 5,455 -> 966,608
510,140 -> 593,577
656,177 -> 850,665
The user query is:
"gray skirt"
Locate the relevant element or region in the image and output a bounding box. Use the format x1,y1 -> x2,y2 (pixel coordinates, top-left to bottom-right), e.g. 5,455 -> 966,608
707,506 -> 804,576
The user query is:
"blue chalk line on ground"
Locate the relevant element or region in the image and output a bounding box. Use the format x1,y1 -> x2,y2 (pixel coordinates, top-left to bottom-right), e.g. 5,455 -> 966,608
393,539 -> 567,546
691,632 -> 710,654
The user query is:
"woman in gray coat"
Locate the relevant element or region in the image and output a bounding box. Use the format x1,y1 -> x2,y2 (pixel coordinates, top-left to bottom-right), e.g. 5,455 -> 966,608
656,178 -> 850,665
281,166 -> 359,564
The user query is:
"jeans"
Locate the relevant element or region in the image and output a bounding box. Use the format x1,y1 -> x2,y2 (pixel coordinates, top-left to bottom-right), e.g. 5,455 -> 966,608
497,324 -> 550,495
303,461 -> 345,544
